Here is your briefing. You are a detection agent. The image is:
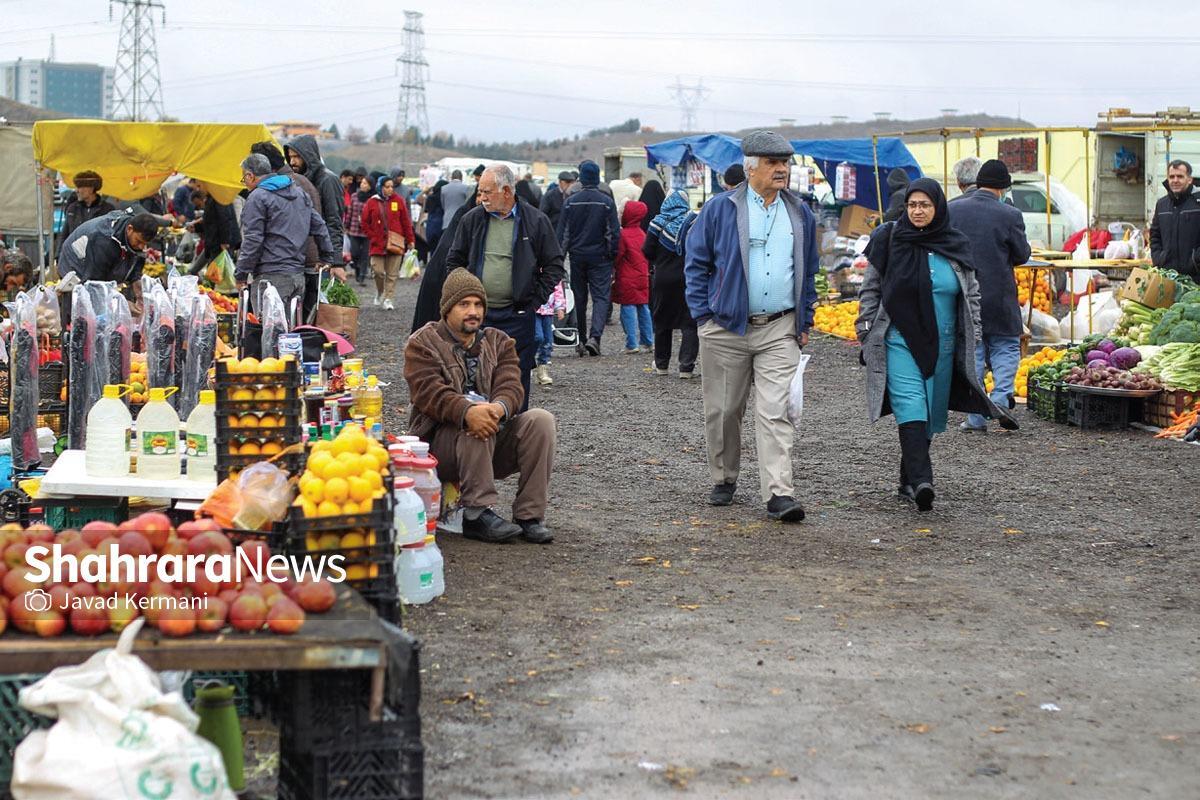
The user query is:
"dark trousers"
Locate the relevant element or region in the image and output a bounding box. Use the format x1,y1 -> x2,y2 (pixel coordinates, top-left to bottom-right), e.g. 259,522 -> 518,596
569,255 -> 613,341
653,318 -> 699,373
303,271 -> 319,323
348,235 -> 370,284
485,304 -> 536,412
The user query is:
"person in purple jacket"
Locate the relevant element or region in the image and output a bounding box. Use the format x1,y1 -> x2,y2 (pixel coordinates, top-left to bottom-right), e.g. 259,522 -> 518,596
684,130 -> 819,523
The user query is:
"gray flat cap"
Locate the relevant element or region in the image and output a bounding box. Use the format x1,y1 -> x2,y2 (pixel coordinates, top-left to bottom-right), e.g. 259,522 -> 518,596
741,130 -> 794,159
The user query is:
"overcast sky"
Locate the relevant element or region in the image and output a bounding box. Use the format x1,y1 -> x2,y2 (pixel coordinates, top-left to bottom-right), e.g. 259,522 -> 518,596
0,0 -> 1193,142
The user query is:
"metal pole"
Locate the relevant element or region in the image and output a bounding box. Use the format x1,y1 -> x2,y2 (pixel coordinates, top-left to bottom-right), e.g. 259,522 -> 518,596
34,162 -> 46,281
942,130 -> 949,194
872,135 -> 883,217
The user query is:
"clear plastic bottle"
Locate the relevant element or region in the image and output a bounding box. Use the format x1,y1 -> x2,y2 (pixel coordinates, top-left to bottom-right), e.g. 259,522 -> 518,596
135,387 -> 181,479
354,374 -> 384,419
396,535 -> 443,605
184,390 -> 217,482
424,534 -> 444,599
393,476 -> 427,546
407,456 -> 441,530
85,384 -> 132,477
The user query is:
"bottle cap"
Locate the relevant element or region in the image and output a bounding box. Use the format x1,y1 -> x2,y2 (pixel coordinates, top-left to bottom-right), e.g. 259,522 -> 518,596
408,442 -> 430,458
424,534 -> 436,545
101,384 -> 130,400
346,374 -> 361,389
409,456 -> 437,469
198,390 -> 215,404
393,476 -> 415,490
148,387 -> 166,402
367,375 -> 378,388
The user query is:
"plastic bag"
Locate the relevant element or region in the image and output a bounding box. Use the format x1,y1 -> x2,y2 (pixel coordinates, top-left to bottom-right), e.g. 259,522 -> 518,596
400,248 -> 420,279
1058,291 -> 1122,341
206,250 -> 238,294
786,353 -> 811,428
171,278 -> 199,400
1020,303 -> 1064,343
5,292 -> 40,469
107,289 -> 132,389
233,461 -> 292,531
30,286 -> 61,337
258,282 -> 288,359
180,294 -> 217,420
11,620 -> 236,800
143,281 -> 177,401
66,286 -> 97,449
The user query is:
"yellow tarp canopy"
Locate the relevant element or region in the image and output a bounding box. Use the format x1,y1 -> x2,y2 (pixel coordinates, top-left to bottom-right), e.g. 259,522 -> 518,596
32,120 -> 276,205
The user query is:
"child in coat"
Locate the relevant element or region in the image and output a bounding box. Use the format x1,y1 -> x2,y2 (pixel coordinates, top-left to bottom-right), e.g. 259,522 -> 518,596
534,280 -> 567,385
613,200 -> 654,353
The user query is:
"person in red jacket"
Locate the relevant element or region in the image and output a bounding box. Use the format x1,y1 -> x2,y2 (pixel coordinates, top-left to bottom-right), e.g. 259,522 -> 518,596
361,175 -> 415,310
613,200 -> 654,353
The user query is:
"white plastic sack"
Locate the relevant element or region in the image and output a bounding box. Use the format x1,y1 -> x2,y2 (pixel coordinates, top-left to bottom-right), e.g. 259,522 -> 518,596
1020,303 -> 1064,343
12,620 -> 235,800
1058,291 -> 1121,342
1103,240 -> 1133,260
786,353 -> 812,428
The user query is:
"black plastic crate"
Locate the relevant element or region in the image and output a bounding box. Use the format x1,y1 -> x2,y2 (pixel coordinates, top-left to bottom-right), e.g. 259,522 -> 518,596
358,589 -> 402,624
216,410 -> 302,438
0,674 -> 52,790
278,727 -> 424,800
1067,389 -> 1137,430
214,358 -> 302,389
288,495 -> 393,534
215,451 -> 305,483
1029,379 -> 1069,423
216,312 -> 239,347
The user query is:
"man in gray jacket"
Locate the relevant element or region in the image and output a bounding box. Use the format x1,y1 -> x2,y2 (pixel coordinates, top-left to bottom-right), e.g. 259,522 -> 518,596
948,159 -> 1031,432
235,154 -> 338,317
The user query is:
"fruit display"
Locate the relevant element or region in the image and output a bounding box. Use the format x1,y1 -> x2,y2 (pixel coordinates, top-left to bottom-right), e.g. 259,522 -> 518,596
295,424 -> 391,519
985,346 -> 1067,399
214,356 -> 302,481
0,513 -> 340,639
201,286 -> 238,313
813,300 -> 860,340
1014,267 -> 1052,314
128,352 -> 149,405
142,259 -> 166,278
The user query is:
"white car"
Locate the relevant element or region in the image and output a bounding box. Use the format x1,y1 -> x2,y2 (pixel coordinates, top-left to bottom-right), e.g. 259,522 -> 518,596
1004,181 -> 1069,250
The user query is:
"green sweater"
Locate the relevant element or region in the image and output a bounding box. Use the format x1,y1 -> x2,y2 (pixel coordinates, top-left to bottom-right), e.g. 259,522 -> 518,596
481,216 -> 514,308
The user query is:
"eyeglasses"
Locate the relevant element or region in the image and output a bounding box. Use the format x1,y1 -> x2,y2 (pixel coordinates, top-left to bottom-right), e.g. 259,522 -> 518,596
906,201 -> 934,210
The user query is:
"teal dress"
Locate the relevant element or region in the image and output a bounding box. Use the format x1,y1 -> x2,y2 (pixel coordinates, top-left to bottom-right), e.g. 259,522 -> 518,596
885,253 -> 960,435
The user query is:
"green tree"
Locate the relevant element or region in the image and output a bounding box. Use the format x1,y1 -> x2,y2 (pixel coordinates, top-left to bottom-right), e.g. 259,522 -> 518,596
374,124 -> 392,144
327,123 -> 341,140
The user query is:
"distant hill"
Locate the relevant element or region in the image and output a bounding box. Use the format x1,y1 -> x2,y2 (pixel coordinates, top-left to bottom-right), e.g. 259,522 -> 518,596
320,141 -> 469,175
0,97 -> 68,124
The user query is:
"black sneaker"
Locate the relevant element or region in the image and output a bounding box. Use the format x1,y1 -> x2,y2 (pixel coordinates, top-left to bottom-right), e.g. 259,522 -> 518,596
914,483 -> 935,512
585,336 -> 602,356
709,481 -> 736,506
766,495 -> 805,522
462,509 -> 523,543
516,519 -> 554,544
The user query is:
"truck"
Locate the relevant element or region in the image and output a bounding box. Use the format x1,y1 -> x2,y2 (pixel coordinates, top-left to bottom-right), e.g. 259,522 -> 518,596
1092,110 -> 1200,232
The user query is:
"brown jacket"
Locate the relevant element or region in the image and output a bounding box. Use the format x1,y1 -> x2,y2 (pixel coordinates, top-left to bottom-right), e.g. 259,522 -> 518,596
404,321 -> 525,439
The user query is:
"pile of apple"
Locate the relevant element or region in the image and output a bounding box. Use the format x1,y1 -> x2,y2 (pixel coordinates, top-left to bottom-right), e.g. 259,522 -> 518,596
201,286 -> 238,313
0,512 -> 338,639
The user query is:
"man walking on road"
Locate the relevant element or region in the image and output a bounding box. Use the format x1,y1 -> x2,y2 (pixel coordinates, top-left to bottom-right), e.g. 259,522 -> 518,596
1149,159 -> 1200,278
235,153 -> 338,317
559,160 -> 620,356
949,159 -> 1032,432
684,131 -> 818,523
445,165 -> 565,408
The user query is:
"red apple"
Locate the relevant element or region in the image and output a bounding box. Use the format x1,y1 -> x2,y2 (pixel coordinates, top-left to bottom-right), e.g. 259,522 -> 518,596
8,592 -> 36,632
187,531 -> 233,559
190,572 -> 222,598
229,593 -> 267,632
94,536 -> 120,557
160,537 -> 188,559
217,588 -> 240,606
61,537 -> 89,558
108,597 -> 140,632
118,531 -> 153,558
70,603 -> 109,636
56,530 -> 82,545
3,541 -> 29,570
81,521 -> 120,548
47,584 -> 74,613
24,524 -> 54,545
237,538 -> 272,573
126,513 -> 173,551
0,602 -> 6,635
143,587 -> 175,624
267,597 -> 305,634
259,582 -> 283,603
197,597 -> 228,633
0,562 -> 9,586
156,605 -> 196,637
69,581 -> 96,598
293,579 -> 337,613
176,518 -> 220,540
3,568 -> 40,598
32,609 -> 66,638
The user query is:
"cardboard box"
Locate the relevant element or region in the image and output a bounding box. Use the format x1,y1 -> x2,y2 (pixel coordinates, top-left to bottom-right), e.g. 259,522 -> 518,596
1119,267 -> 1176,309
837,204 -> 879,238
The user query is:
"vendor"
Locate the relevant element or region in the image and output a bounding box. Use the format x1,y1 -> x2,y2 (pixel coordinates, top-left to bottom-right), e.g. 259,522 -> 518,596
0,250 -> 35,301
56,170 -> 116,256
1150,159 -> 1200,277
57,209 -> 159,309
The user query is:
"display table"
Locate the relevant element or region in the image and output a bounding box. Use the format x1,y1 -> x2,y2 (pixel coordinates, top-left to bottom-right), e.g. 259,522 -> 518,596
38,449 -> 215,501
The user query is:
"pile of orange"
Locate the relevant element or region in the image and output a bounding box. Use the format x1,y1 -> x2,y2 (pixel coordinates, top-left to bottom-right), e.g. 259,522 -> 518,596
128,354 -> 149,404
983,346 -> 1065,399
813,300 -> 860,339
1014,267 -> 1053,314
294,424 -> 390,519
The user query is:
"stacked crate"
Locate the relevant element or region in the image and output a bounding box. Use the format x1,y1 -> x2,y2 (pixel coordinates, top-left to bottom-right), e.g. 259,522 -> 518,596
214,359 -> 304,481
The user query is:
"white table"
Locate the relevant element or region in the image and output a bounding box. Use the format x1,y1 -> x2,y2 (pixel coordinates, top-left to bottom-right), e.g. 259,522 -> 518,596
38,450 -> 215,501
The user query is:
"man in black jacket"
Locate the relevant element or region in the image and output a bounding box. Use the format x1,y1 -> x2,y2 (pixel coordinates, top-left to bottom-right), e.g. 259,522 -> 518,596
285,135 -> 347,315
57,170 -> 115,256
538,171 -> 572,231
445,165 -> 564,407
558,160 -> 620,355
57,210 -> 158,308
188,189 -> 242,275
1149,159 -> 1200,278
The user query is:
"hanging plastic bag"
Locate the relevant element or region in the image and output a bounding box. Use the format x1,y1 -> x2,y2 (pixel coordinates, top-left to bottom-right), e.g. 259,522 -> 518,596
206,250 -> 238,294
107,289 -> 133,390
258,282 -> 288,359
66,286 -> 97,449
172,278 -> 199,400
31,286 -> 62,338
400,248 -> 420,279
234,460 -> 293,531
1058,291 -> 1122,341
786,353 -> 811,428
11,620 -> 236,800
144,281 -> 177,403
180,294 -> 217,420
5,292 -> 40,470
1020,303 -> 1064,343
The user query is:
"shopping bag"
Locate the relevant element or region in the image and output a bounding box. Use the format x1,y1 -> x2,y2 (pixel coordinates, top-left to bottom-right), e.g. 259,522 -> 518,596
315,303 -> 359,344
11,620 -> 235,800
400,248 -> 420,279
207,250 -> 238,294
786,353 -> 811,428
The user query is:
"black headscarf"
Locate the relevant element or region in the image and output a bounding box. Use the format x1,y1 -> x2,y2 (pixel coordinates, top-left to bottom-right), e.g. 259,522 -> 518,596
638,180 -> 666,231
865,177 -> 974,378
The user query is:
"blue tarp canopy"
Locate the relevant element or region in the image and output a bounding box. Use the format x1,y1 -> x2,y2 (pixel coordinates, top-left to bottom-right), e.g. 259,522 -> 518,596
644,135 -> 922,211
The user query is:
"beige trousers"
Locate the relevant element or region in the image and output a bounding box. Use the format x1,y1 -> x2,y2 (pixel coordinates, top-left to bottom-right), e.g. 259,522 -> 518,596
371,254 -> 401,299
698,312 -> 801,501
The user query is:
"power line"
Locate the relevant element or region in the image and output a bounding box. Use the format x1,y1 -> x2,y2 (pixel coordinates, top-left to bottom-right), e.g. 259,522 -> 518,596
111,0 -> 166,121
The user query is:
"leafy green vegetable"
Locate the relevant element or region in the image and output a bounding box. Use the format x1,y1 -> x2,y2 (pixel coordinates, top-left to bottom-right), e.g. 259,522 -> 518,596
320,278 -> 359,308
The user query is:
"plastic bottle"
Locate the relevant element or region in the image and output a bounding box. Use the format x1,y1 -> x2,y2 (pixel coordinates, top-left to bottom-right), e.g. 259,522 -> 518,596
85,384 -> 133,477
354,374 -> 383,419
407,456 -> 441,530
393,476 -> 427,546
424,534 -> 445,598
396,535 -> 443,605
184,389 -> 217,482
136,387 -> 181,479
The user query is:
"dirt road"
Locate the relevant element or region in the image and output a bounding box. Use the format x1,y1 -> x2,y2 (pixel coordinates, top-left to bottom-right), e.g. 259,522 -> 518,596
358,282 -> 1198,799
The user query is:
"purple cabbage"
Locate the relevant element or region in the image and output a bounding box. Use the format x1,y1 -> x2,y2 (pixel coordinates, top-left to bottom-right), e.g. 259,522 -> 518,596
1108,347 -> 1141,370
1097,339 -> 1117,354
1085,349 -> 1110,364
1087,359 -> 1110,370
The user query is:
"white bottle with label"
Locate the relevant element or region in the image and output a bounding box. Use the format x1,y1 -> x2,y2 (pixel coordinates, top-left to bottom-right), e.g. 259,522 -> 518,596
397,535 -> 444,605
184,390 -> 217,482
393,476 -> 427,546
136,387 -> 181,480
85,384 -> 133,477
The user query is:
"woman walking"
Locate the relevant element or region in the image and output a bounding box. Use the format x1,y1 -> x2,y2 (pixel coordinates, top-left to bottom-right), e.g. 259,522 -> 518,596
856,177 -> 1016,511
643,190 -> 699,378
345,173 -> 372,286
361,175 -> 415,310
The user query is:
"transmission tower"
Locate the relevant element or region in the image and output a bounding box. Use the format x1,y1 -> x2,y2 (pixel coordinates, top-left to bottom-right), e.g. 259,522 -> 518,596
110,0 -> 166,121
667,77 -> 709,132
393,10 -> 430,160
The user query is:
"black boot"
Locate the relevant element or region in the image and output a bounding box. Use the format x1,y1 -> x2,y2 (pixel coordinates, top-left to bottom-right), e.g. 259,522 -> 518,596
898,422 -> 935,511
898,459 -> 915,502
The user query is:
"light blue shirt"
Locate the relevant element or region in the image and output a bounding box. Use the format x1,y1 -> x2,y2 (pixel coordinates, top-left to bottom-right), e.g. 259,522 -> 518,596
745,186 -> 794,314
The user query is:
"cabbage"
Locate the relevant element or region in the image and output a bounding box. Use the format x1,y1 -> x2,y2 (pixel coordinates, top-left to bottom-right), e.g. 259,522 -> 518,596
1098,338 -> 1117,354
1085,349 -> 1110,364
1109,347 -> 1141,370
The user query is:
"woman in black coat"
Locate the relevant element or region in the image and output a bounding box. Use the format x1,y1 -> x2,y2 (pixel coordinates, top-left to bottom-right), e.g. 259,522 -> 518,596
642,189 -> 698,377
638,179 -> 666,232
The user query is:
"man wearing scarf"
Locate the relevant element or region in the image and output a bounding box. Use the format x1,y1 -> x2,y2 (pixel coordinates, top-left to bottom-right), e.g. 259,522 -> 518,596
684,131 -> 818,523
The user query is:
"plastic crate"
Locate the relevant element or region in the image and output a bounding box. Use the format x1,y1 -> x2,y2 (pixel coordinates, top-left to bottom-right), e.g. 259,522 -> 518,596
215,450 -> 305,483
0,410 -> 66,438
287,495 -> 393,534
1141,389 -> 1197,429
278,725 -> 424,800
216,313 -> 239,347
0,674 -> 51,790
1067,389 -> 1136,430
1029,379 -> 1070,423
214,358 -> 303,389
41,496 -> 129,529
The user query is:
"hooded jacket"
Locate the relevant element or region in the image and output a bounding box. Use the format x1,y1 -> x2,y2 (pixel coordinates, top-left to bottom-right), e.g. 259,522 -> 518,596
613,201 -> 650,305
278,165 -> 322,268
285,135 -> 345,246
235,175 -> 336,281
56,210 -> 147,284
1149,180 -> 1200,276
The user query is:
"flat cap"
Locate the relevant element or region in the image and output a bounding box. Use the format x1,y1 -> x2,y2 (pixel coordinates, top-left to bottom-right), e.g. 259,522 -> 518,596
741,130 -> 794,159
557,170 -> 574,181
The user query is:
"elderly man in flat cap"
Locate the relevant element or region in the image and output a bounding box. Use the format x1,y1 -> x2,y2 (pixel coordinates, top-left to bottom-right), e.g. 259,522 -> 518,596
684,130 -> 818,522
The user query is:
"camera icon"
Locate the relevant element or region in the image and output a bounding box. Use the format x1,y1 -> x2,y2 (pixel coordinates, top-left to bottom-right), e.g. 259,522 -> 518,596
24,589 -> 52,613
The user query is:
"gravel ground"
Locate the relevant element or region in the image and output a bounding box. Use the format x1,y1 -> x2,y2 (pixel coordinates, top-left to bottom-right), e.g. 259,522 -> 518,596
355,279 -> 1199,799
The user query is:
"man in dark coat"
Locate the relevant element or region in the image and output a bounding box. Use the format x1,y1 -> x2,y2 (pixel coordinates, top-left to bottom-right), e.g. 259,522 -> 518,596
285,135 -> 348,316
188,189 -> 242,275
443,165 -> 565,407
538,171 -> 573,231
1149,159 -> 1200,278
57,210 -> 159,309
558,160 -> 620,356
948,159 -> 1032,432
57,170 -> 116,255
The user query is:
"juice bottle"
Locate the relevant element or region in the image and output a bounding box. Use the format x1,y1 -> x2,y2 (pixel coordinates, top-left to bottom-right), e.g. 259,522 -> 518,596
407,456 -> 441,530
185,389 -> 217,482
85,384 -> 132,477
354,374 -> 383,419
136,387 -> 181,479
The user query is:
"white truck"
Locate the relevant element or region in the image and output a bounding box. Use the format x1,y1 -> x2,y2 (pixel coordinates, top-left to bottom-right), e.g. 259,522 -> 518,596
1092,123 -> 1200,231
